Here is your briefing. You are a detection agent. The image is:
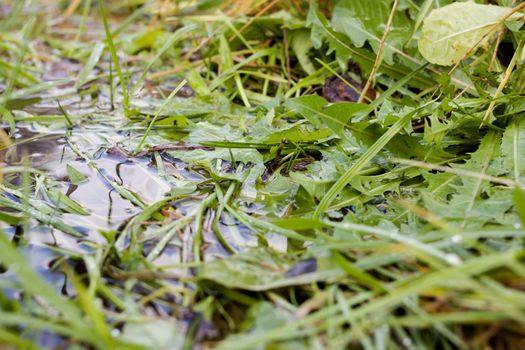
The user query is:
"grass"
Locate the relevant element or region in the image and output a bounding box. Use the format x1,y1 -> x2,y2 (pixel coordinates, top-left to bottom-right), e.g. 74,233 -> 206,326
1,0 -> 525,349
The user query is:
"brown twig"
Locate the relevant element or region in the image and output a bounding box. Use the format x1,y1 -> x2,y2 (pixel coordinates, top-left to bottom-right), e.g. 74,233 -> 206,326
358,0 -> 399,103
488,28 -> 506,72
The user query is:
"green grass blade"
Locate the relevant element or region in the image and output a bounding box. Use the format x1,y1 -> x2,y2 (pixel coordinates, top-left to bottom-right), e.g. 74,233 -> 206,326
314,100 -> 434,217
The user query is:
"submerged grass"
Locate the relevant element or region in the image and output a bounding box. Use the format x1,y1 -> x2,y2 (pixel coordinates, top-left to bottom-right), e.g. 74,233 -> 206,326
1,0 -> 525,349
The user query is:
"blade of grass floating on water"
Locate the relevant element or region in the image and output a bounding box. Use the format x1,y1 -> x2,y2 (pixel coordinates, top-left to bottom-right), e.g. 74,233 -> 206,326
212,182 -> 238,254
66,164 -> 88,184
0,196 -> 84,237
0,182 -> 86,236
116,196 -> 178,253
44,189 -> 90,216
0,210 -> 26,225
66,138 -> 147,209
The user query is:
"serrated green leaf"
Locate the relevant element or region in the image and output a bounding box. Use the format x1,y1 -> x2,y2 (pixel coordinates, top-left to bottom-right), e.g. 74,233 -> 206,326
284,95 -> 367,142
306,3 -> 433,88
331,0 -> 412,64
443,132 -> 511,228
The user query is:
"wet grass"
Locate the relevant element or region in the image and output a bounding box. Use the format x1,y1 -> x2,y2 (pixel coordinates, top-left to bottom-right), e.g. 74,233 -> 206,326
1,1 -> 525,349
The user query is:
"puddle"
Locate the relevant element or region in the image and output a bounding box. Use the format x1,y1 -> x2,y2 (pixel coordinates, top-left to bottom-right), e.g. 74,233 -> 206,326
1,226 -> 65,299
1,127 -> 174,250
0,124 -> 247,265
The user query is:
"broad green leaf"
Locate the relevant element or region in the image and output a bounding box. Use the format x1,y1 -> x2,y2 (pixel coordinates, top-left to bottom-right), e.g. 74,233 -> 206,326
262,125 -> 332,143
418,2 -> 523,66
120,320 -> 182,349
199,247 -> 343,291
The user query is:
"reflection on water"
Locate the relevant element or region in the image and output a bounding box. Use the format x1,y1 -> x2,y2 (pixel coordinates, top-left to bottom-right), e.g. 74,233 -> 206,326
2,128 -> 171,238
0,126 -> 180,284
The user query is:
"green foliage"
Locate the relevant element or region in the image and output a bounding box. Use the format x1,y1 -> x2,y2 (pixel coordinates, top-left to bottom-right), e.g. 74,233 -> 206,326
418,2 -> 523,65
332,0 -> 413,64
1,0 -> 525,349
